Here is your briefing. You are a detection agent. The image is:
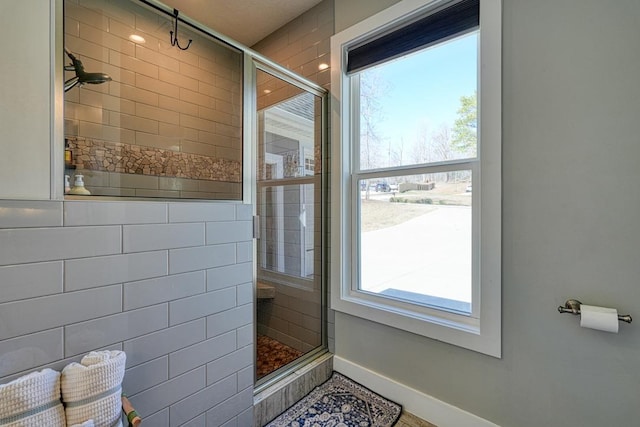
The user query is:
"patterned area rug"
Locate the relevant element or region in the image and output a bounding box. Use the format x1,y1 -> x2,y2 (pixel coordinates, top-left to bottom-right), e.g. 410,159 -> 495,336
265,372 -> 402,427
257,335 -> 303,378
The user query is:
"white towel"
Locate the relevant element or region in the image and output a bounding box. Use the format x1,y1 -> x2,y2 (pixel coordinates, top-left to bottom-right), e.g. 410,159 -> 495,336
0,368 -> 66,427
70,420 -> 95,427
61,351 -> 125,427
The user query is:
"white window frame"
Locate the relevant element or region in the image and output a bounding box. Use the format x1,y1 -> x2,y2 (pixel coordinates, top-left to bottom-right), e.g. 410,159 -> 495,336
330,0 -> 501,357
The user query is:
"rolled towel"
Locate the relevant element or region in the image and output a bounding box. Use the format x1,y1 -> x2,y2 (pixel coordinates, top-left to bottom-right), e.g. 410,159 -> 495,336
0,368 -> 66,427
61,351 -> 126,427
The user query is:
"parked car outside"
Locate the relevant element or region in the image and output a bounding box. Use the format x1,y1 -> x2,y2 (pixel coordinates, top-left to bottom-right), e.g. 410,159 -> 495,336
376,183 -> 390,192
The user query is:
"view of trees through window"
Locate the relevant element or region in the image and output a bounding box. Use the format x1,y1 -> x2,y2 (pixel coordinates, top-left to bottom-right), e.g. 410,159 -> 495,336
357,32 -> 477,312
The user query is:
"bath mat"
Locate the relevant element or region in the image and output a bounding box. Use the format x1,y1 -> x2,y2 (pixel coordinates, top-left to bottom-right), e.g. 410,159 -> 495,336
264,371 -> 402,427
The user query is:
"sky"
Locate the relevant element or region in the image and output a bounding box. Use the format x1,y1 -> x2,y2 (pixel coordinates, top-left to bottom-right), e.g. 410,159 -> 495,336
362,32 -> 478,156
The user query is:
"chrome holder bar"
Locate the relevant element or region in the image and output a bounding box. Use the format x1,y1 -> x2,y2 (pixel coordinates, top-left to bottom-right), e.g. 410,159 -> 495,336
558,299 -> 632,324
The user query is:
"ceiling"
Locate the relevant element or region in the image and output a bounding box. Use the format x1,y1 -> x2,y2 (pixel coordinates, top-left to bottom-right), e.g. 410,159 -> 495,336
160,0 -> 324,47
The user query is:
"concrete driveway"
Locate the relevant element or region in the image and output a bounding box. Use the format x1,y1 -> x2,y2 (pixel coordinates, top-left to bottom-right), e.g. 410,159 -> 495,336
360,205 -> 472,305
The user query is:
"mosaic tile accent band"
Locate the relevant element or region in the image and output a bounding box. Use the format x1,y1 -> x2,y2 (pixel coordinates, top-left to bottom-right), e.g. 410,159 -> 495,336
67,138 -> 241,183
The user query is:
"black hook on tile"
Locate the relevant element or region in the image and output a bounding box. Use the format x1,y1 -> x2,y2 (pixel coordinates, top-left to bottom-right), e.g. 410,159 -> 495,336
170,9 -> 192,50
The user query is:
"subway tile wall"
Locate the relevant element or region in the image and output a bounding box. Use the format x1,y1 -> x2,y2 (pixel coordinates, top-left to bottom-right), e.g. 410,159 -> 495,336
64,0 -> 242,199
0,199 -> 254,427
252,0 -> 335,353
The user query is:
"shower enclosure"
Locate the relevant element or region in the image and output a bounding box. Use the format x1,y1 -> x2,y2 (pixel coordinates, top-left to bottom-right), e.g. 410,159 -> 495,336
62,0 -> 327,390
253,67 -> 327,385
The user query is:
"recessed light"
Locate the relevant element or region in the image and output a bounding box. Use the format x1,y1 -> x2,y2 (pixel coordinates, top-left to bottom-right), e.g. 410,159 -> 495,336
263,89 -> 272,94
318,63 -> 329,70
129,34 -> 146,43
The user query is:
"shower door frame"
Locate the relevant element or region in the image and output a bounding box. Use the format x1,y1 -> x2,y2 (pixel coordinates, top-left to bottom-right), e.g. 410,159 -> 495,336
250,60 -> 329,393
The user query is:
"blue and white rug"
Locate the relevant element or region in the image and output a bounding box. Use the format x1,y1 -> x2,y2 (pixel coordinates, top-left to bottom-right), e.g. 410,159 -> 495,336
265,372 -> 402,427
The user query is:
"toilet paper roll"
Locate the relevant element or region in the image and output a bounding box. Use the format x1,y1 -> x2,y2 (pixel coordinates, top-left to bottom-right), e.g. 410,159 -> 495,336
580,304 -> 619,333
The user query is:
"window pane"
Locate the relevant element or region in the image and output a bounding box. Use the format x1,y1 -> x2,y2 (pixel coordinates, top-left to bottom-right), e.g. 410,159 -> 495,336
259,183 -> 316,281
64,0 -> 243,199
359,32 -> 477,170
358,171 -> 472,313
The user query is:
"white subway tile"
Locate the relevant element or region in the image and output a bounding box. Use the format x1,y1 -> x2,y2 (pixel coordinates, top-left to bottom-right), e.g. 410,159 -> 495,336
169,288 -> 236,326
124,319 -> 205,367
0,262 -> 63,303
0,285 -> 122,341
0,226 -> 121,266
124,271 -> 205,310
169,244 -> 236,274
206,346 -> 252,386
206,304 -> 252,339
206,221 -> 252,245
65,251 -> 167,291
169,331 -> 236,378
123,356 -> 168,396
65,303 -> 168,356
0,329 -> 64,378
0,201 -> 62,228
64,200 -> 167,225
128,367 -> 205,418
235,204 -> 252,221
170,374 -> 236,426
123,223 -> 205,253
206,263 -> 252,291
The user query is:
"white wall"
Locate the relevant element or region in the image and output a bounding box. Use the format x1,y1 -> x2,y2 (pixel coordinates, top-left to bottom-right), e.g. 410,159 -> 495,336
0,1 -> 53,199
334,0 -> 640,426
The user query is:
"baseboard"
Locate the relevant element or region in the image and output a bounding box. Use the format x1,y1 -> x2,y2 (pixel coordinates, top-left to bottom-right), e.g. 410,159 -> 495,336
333,356 -> 499,427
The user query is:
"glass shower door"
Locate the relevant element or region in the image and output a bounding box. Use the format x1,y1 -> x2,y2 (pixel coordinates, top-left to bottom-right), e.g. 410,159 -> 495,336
255,68 -> 325,382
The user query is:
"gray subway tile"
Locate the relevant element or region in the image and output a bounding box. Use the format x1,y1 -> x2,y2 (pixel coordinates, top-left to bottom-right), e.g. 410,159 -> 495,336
64,201 -> 167,226
206,263 -> 252,291
236,242 -> 252,263
182,414 -> 206,427
236,325 -> 253,349
123,356 -> 168,396
237,283 -> 252,306
168,202 -> 235,223
65,251 -> 167,291
65,304 -> 168,356
0,343 -> 123,386
0,329 -> 64,378
237,365 -> 253,391
124,319 -> 206,367
141,408 -> 169,427
170,288 -> 236,326
206,346 -> 252,386
205,221 -> 252,245
169,244 -> 236,274
170,374 -> 237,426
219,418 -> 236,427
129,366 -> 205,419
206,304 -> 252,338
0,285 -> 122,341
0,226 -> 121,266
170,331 -> 236,378
0,201 -> 62,228
124,271 -> 205,310
236,407 -> 253,427
206,387 -> 253,427
123,223 -> 205,253
0,262 -> 63,303
235,204 -> 252,221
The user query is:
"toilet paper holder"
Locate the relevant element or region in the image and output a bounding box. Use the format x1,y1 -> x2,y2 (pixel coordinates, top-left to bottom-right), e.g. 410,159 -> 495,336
558,299 -> 632,323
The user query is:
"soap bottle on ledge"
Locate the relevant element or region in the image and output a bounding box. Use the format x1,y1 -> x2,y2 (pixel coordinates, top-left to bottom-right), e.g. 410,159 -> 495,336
64,139 -> 75,169
69,174 -> 91,195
